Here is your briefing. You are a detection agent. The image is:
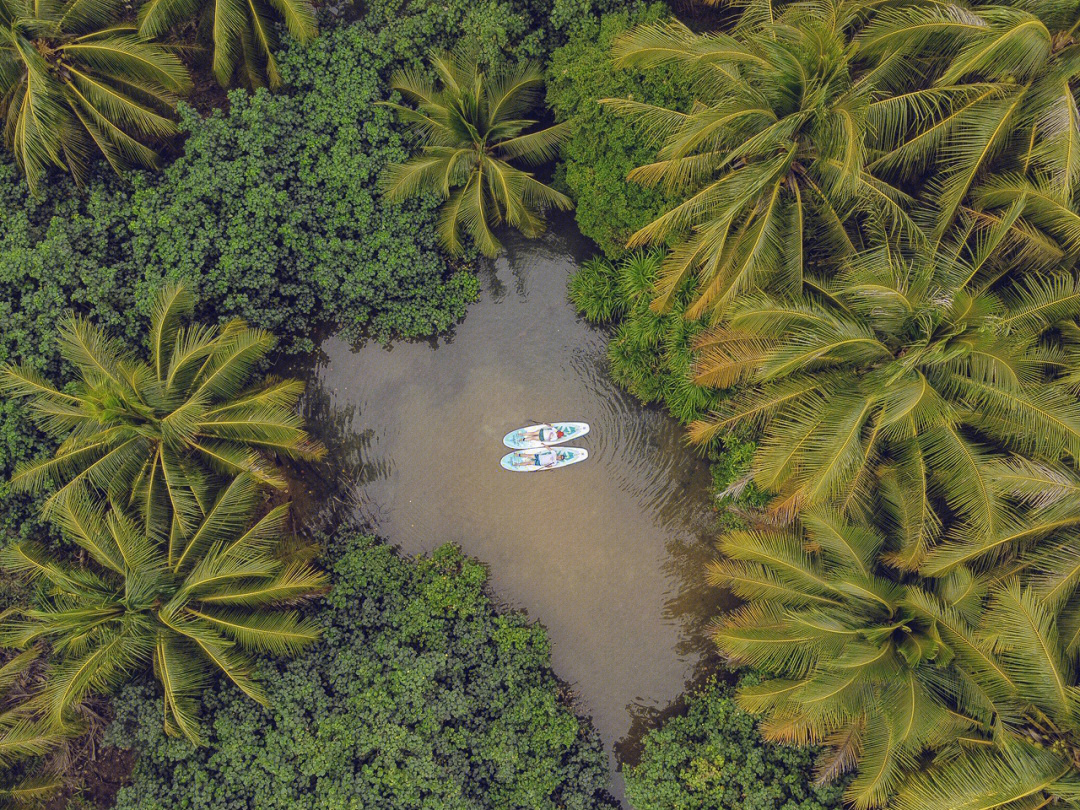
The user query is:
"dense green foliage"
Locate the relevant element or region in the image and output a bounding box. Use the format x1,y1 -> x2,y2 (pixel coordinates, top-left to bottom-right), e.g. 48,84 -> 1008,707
570,251 -> 759,507
571,251 -> 719,424
624,677 -> 843,810
353,0 -> 619,69
546,6 -> 693,259
135,31 -> 483,350
106,535 -> 616,810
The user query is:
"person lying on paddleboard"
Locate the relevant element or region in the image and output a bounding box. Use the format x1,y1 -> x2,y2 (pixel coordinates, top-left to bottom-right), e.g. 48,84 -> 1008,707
523,424 -> 565,445
513,449 -> 560,468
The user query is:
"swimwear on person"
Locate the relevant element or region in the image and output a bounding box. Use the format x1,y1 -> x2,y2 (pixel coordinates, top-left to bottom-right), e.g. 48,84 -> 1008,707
513,449 -> 559,468
524,424 -> 565,444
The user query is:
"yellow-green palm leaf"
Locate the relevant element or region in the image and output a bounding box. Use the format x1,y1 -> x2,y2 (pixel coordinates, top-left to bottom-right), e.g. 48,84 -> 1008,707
0,0 -> 191,193
0,284 -> 326,535
137,0 -> 315,88
381,47 -> 572,258
0,486 -> 326,742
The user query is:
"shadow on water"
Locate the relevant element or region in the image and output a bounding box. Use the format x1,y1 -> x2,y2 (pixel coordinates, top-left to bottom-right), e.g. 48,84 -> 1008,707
282,213 -> 737,803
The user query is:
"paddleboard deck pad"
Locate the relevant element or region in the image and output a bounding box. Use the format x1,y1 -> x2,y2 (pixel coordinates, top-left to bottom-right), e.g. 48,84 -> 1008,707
503,422 -> 589,449
500,447 -> 588,472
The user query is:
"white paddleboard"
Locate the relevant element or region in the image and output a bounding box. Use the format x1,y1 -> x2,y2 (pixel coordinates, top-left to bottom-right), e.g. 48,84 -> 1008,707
500,447 -> 589,472
503,422 -> 589,449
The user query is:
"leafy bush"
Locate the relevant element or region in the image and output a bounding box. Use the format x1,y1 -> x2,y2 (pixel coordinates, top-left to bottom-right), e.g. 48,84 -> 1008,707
357,0 -> 629,68
569,251 -> 761,511
546,6 -> 693,259
134,25 -> 482,353
106,536 -> 617,810
570,251 -> 719,425
624,677 -> 844,810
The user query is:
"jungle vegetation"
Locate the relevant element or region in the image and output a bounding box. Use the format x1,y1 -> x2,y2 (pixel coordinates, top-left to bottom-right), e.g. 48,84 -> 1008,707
559,0 -> 1080,808
0,0 -> 626,803
4,0 -> 1080,806
105,536 -> 617,810
624,676 -> 843,810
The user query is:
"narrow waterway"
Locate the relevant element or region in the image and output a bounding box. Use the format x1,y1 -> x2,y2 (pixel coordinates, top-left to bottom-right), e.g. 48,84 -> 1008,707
287,216 -> 731,800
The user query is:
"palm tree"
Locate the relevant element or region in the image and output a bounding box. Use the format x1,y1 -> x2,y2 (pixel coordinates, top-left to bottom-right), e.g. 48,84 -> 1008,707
0,285 -> 325,539
0,476 -> 325,743
137,0 -> 315,88
602,3 -> 922,318
859,1 -> 1080,255
381,48 -> 572,258
0,0 -> 191,194
712,509 -> 961,809
688,239 -> 1080,572
0,648 -> 71,806
712,495 -> 1080,809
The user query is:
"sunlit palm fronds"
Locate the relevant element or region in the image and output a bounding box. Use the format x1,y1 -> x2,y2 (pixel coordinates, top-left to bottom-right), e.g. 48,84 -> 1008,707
689,240 -> 1080,563
860,2 -> 1080,255
0,484 -> 325,743
138,0 -> 315,88
0,284 -> 325,537
0,0 -> 191,194
604,4 -> 922,318
381,47 -> 572,258
0,647 -> 74,806
712,502 -> 1080,808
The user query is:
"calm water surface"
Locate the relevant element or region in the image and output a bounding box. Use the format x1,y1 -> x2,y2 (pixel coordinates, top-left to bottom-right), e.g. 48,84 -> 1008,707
287,218 -> 730,800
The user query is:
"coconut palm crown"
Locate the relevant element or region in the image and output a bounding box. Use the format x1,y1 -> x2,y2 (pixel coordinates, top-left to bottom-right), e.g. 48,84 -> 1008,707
137,0 -> 315,88
603,3 -> 924,319
381,48 -> 573,258
860,0 -> 1080,254
689,238 -> 1080,574
0,476 -> 325,743
711,499 -> 1080,810
0,0 -> 191,194
0,285 -> 325,539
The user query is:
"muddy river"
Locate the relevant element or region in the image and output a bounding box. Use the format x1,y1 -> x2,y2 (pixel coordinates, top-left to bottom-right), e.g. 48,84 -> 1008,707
287,217 -> 730,800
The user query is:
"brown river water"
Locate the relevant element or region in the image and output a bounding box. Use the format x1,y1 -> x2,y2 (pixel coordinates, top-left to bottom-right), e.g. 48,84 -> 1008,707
285,217 -> 732,801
